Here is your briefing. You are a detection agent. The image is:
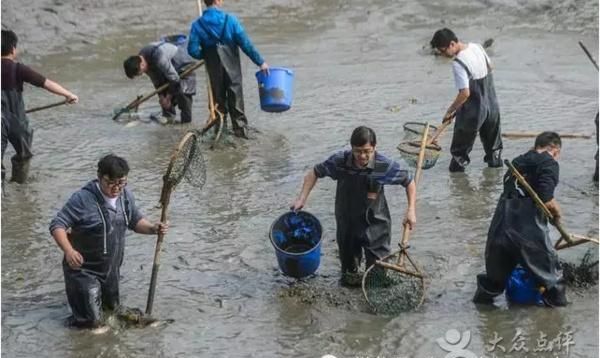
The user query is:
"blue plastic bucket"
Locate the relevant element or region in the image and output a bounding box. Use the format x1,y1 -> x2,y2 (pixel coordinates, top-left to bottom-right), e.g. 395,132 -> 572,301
255,67 -> 294,113
160,33 -> 187,46
269,211 -> 322,278
505,266 -> 544,305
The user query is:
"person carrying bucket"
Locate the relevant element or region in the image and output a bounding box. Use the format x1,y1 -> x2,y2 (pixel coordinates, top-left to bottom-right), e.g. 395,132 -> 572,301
430,28 -> 503,172
187,0 -> 269,139
291,126 -> 417,286
123,40 -> 197,124
49,154 -> 168,331
473,132 -> 568,307
1,30 -> 79,184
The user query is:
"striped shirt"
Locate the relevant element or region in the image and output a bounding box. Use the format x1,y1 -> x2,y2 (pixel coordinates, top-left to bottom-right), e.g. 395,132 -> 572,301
313,150 -> 413,187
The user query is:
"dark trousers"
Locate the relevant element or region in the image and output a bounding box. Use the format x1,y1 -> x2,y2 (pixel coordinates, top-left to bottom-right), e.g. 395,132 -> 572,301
337,231 -> 387,273
64,264 -> 120,328
451,113 -> 502,166
209,71 -> 247,135
1,114 -> 33,181
163,93 -> 193,123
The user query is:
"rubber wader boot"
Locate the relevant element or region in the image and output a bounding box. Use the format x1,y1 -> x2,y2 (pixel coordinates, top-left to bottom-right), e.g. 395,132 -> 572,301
340,271 -> 363,288
486,150 -> 503,168
542,283 -> 568,307
473,274 -> 501,304
449,158 -> 466,173
10,159 -> 30,184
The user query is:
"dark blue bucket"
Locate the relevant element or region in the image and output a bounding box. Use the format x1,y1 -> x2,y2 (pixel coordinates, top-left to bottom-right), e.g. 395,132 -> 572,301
160,33 -> 187,46
255,67 -> 294,113
269,211 -> 322,278
505,266 -> 544,305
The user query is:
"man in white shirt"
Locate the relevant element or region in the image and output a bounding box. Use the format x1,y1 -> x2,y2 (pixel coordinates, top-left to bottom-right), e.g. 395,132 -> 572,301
431,28 -> 503,172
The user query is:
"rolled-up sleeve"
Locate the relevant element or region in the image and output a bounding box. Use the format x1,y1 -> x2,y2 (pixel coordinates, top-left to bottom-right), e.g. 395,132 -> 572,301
49,192 -> 86,234
313,152 -> 343,180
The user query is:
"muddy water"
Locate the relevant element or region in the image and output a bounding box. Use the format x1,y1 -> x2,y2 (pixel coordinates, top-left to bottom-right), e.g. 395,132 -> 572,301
2,0 -> 598,357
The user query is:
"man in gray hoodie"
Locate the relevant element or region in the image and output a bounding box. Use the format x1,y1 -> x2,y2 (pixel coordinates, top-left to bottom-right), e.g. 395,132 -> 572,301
50,154 -> 168,329
124,41 -> 197,124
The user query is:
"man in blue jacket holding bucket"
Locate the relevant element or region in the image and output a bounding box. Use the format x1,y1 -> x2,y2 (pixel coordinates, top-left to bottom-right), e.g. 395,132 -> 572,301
187,0 -> 269,139
291,126 -> 417,286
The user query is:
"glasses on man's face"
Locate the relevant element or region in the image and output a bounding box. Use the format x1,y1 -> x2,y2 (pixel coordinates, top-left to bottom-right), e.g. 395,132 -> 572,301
352,148 -> 375,156
102,177 -> 128,188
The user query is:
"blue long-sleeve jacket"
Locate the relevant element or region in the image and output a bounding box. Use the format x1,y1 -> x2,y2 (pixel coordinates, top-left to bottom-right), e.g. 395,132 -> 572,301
188,7 -> 264,66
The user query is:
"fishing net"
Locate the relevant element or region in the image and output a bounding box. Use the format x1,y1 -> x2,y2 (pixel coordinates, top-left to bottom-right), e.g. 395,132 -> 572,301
403,122 -> 438,138
362,250 -> 425,315
560,249 -> 599,289
397,140 -> 441,170
162,130 -> 207,194
146,130 -> 206,318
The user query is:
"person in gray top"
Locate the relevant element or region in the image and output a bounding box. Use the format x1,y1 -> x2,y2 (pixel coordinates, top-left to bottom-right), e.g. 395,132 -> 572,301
50,154 -> 168,330
124,41 -> 197,124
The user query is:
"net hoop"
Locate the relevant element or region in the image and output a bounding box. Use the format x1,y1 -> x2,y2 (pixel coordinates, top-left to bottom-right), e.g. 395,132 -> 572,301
362,250 -> 426,315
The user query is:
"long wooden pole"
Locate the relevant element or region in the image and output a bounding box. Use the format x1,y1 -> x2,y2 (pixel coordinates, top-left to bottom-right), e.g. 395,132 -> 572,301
397,123 -> 429,266
579,41 -> 599,71
502,132 -> 591,139
25,99 -> 68,114
504,160 -> 598,250
113,61 -> 205,121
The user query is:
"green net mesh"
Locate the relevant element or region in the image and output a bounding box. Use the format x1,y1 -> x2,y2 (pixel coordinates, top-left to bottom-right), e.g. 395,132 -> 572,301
397,140 -> 442,170
362,253 -> 425,315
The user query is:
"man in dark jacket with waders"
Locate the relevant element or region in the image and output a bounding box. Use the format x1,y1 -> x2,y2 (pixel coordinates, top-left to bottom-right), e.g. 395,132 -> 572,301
291,126 -> 417,286
473,132 -> 568,307
50,155 -> 168,330
123,41 -> 197,124
431,28 -> 503,172
187,0 -> 269,139
1,30 -> 78,183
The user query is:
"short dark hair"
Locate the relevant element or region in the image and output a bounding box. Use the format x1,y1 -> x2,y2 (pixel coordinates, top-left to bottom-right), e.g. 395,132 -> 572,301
430,28 -> 458,49
203,0 -> 216,6
535,131 -> 562,149
123,56 -> 142,79
2,30 -> 18,56
97,154 -> 130,179
350,126 -> 377,147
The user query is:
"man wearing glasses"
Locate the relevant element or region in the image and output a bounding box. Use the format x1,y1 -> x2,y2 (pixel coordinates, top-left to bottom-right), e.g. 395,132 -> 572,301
50,154 -> 168,331
291,126 -> 416,286
430,28 -> 503,172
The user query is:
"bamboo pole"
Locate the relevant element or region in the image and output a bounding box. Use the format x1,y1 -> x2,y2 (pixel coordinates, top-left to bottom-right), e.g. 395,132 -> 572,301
504,160 -> 598,250
25,99 -> 68,114
579,41 -> 599,71
113,61 -> 204,121
502,132 -> 591,139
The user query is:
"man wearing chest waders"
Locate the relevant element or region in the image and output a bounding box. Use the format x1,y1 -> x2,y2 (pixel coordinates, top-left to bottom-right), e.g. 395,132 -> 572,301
187,0 -> 269,139
50,155 -> 168,331
431,28 -> 503,172
291,126 -> 417,286
473,132 -> 568,307
1,30 -> 78,184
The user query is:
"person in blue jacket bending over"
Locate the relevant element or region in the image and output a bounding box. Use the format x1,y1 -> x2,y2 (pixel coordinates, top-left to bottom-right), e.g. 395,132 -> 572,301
188,0 -> 269,139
